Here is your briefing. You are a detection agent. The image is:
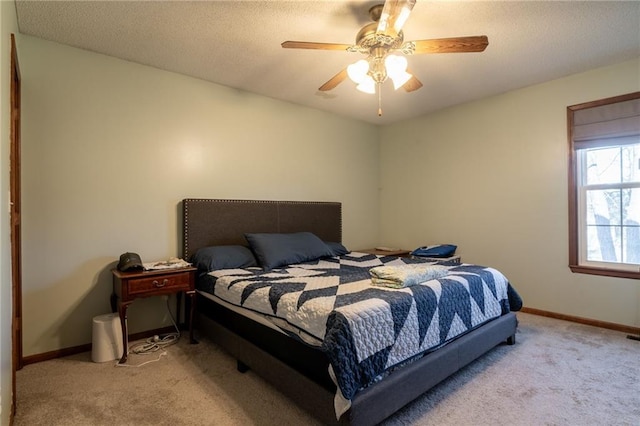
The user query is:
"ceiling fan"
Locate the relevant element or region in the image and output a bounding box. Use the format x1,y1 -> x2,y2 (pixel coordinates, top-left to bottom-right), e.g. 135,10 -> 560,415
281,0 -> 488,115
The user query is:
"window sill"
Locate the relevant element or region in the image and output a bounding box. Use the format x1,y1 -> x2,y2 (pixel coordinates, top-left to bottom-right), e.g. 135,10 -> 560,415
569,264 -> 640,280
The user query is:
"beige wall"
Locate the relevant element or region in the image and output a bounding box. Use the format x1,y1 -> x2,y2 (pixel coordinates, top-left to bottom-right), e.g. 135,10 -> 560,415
379,58 -> 640,328
0,0 -> 18,422
13,32 -> 640,360
18,35 -> 380,356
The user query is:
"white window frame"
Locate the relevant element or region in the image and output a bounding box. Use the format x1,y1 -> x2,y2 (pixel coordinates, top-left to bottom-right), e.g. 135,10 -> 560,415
576,146 -> 640,273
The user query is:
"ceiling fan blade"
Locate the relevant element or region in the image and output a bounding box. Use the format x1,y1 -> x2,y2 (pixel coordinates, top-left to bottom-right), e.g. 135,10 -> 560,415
403,72 -> 423,92
281,41 -> 353,51
319,68 -> 349,91
410,36 -> 489,54
377,0 -> 417,37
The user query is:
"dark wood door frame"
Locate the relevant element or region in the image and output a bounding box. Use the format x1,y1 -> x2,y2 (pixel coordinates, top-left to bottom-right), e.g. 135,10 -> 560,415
10,32 -> 22,421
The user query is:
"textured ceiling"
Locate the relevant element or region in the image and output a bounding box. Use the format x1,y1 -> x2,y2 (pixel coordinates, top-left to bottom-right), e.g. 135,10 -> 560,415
15,0 -> 640,125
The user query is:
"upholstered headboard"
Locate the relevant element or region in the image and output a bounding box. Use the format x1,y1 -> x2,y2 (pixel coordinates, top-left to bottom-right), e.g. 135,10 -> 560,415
182,199 -> 342,260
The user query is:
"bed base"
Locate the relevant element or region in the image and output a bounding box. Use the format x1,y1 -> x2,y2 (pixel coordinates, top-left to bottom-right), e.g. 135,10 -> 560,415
197,300 -> 517,426
198,313 -> 338,424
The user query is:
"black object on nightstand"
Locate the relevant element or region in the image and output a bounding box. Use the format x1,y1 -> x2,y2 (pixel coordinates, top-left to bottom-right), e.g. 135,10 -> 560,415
111,266 -> 197,364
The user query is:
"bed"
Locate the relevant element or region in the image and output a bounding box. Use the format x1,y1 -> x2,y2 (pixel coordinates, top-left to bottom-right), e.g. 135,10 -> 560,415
182,198 -> 520,425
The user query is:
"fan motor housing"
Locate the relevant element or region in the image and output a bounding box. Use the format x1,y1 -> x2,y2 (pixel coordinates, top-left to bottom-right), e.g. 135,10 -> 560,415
356,22 -> 404,50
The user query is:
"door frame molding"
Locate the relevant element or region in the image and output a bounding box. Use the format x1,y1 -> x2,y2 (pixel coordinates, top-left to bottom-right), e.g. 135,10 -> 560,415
10,32 -> 23,421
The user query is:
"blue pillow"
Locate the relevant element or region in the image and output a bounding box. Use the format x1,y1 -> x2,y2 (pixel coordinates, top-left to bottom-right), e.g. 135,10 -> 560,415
411,244 -> 457,258
190,245 -> 258,272
325,241 -> 350,256
245,232 -> 334,271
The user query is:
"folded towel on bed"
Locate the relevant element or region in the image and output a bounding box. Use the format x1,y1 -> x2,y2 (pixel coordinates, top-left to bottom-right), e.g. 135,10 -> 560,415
369,264 -> 450,288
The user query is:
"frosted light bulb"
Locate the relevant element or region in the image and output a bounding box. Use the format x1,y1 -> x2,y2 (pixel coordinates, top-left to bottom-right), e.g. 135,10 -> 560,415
347,60 -> 369,84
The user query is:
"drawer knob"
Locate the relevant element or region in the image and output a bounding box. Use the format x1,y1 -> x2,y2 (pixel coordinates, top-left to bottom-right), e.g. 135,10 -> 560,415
153,279 -> 168,288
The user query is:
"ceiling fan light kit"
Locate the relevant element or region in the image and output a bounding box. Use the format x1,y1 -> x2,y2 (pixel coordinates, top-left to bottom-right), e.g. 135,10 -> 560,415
281,0 -> 488,116
385,55 -> 412,89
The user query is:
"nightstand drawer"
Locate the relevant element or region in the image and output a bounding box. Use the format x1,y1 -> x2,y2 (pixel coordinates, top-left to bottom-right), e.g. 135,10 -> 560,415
128,272 -> 192,295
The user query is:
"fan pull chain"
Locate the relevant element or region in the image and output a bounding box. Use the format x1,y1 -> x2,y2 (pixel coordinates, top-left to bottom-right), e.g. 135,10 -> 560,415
377,82 -> 383,116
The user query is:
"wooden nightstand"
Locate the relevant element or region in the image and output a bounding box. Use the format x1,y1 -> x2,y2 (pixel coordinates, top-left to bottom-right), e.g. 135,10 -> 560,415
359,248 -> 411,257
111,266 -> 197,364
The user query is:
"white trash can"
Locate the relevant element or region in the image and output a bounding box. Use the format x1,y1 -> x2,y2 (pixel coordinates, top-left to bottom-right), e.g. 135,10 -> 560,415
91,313 -> 123,363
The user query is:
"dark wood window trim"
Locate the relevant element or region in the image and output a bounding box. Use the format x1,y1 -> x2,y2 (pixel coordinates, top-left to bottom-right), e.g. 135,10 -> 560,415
567,91 -> 640,280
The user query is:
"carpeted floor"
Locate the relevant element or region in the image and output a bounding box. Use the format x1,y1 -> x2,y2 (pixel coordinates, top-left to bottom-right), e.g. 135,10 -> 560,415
15,313 -> 640,425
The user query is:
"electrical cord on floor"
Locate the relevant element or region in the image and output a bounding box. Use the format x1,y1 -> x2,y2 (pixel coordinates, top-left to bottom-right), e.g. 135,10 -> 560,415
128,297 -> 181,356
115,351 -> 167,368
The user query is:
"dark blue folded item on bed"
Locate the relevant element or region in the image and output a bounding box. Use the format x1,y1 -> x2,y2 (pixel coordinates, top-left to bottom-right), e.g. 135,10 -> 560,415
411,244 -> 457,258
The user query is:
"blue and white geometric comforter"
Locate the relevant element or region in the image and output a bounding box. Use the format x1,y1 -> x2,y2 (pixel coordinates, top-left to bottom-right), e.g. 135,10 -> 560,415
201,252 -> 517,404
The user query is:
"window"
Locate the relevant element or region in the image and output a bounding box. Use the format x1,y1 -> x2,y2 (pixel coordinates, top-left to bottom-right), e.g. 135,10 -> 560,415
568,92 -> 640,279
